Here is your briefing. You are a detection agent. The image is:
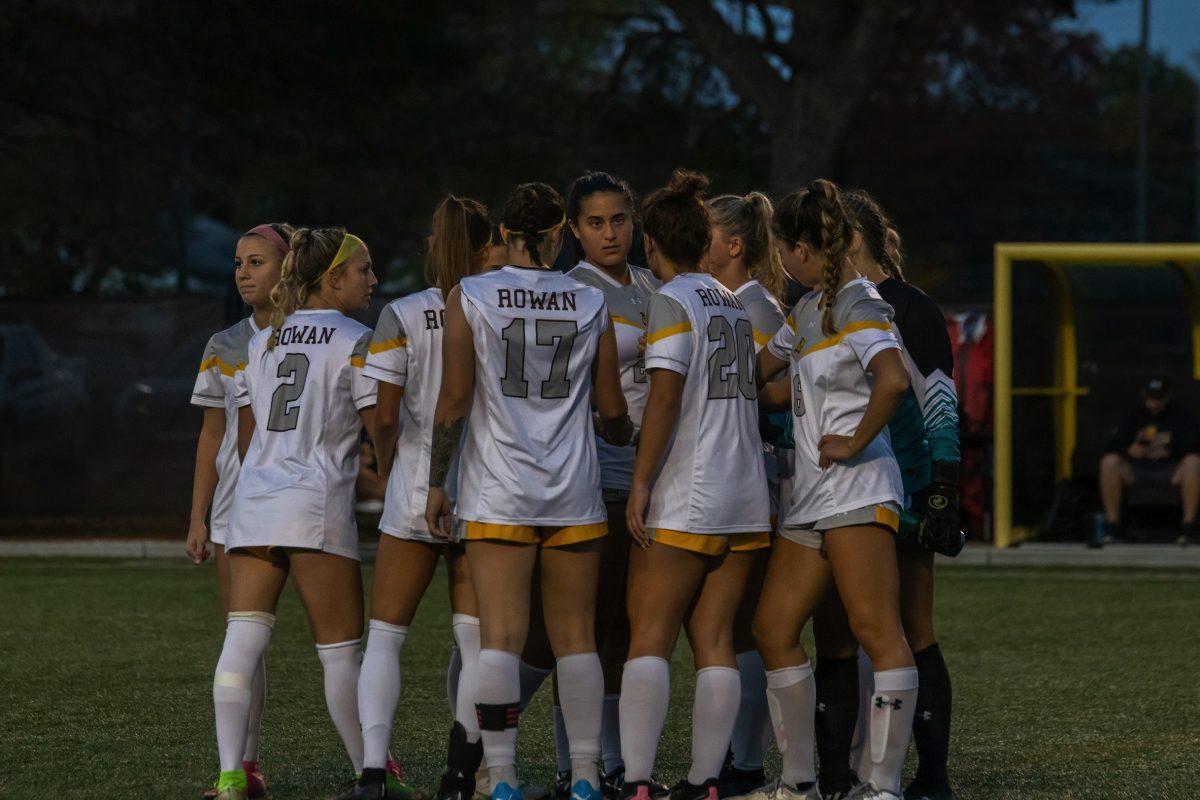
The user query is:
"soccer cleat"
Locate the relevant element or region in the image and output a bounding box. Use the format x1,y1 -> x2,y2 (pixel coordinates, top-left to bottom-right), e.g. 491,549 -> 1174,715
569,779 -> 603,800
841,786 -> 898,800
668,779 -> 719,800
774,783 -> 821,800
902,781 -> 955,800
331,781 -> 389,800
554,771 -> 573,800
619,782 -> 654,800
388,759 -> 422,800
716,766 -> 766,799
601,767 -> 624,800
438,723 -> 484,800
242,761 -> 268,799
724,781 -> 778,800
492,782 -> 524,800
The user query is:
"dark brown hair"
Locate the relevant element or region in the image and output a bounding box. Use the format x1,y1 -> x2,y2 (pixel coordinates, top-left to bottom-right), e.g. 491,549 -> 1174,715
642,168 -> 711,270
566,171 -> 636,262
501,182 -> 565,267
425,195 -> 491,293
773,178 -> 854,336
844,189 -> 905,281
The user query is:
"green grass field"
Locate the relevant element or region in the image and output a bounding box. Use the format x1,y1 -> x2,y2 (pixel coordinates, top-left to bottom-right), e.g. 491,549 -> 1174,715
1,559 -> 1197,799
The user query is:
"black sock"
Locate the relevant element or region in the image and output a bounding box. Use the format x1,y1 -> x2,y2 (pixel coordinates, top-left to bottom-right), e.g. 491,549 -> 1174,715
360,767 -> 387,786
912,643 -> 952,787
814,655 -> 859,794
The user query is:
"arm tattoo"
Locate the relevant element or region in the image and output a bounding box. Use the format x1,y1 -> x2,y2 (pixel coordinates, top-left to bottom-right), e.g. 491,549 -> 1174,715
429,416 -> 466,488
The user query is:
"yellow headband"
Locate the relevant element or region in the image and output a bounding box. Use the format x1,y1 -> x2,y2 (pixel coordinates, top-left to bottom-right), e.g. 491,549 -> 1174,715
508,214 -> 566,238
322,233 -> 365,278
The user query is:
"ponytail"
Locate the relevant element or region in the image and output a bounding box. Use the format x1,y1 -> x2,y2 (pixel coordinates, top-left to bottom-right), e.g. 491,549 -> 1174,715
268,226 -> 347,349
843,189 -> 906,281
425,194 -> 492,294
708,191 -> 786,300
773,178 -> 853,336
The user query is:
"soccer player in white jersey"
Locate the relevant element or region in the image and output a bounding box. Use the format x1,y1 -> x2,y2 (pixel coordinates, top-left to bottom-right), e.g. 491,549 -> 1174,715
208,227 -> 379,800
562,171 -> 660,799
620,170 -> 771,800
700,194 -> 790,798
814,191 -> 962,800
748,180 -> 915,800
187,222 -> 291,800
336,197 -> 493,800
425,182 -> 632,800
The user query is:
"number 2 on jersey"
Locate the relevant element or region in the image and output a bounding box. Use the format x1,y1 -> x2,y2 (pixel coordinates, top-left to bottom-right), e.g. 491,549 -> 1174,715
706,316 -> 756,400
266,352 -> 310,431
500,318 -> 579,400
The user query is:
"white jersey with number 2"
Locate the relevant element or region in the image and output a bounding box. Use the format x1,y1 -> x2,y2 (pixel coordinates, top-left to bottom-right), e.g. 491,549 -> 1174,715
228,309 -> 378,560
456,266 -> 607,527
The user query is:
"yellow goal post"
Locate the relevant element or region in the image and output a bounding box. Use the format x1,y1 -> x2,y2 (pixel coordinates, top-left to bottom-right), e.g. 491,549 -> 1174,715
993,243 -> 1200,547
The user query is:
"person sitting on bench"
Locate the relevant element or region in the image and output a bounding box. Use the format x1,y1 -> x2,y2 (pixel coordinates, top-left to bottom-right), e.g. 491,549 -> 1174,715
1098,376 -> 1200,544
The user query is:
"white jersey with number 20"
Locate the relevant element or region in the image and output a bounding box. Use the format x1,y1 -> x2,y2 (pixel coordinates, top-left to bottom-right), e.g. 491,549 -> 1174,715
228,309 -> 378,560
456,266 -> 608,527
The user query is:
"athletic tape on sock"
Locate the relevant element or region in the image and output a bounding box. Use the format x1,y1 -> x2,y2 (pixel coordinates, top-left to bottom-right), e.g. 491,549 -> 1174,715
214,671 -> 254,690
477,702 -> 520,731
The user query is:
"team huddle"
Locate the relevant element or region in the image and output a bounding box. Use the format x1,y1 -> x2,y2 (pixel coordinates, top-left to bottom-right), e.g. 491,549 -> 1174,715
186,170 -> 963,800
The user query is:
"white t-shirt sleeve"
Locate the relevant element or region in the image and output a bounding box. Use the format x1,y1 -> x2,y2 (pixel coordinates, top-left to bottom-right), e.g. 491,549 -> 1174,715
350,330 -> 379,410
190,336 -> 227,408
766,312 -> 797,362
644,293 -> 693,376
362,304 -> 409,387
844,296 -> 900,371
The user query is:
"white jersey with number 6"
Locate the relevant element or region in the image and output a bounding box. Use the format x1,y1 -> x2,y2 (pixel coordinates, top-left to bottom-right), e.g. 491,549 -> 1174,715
766,278 -> 904,526
456,266 -> 607,526
643,272 -> 769,535
228,309 -> 379,560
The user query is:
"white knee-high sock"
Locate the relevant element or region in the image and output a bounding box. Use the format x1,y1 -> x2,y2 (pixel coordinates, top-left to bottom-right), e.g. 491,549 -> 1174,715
601,694 -> 623,774
358,620 -> 408,771
766,664 -> 817,789
243,656 -> 267,763
731,650 -> 769,772
687,666 -> 741,785
519,661 -> 553,711
214,613 -> 274,774
452,615 -> 482,742
477,648 -> 521,787
864,667 -> 919,794
553,705 -> 572,773
558,652 -> 604,788
619,656 -> 670,783
317,639 -> 365,774
447,644 -> 462,718
850,648 -> 874,777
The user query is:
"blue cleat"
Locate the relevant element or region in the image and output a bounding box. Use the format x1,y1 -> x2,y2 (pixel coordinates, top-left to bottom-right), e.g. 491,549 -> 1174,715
493,783 -> 524,800
569,779 -> 602,800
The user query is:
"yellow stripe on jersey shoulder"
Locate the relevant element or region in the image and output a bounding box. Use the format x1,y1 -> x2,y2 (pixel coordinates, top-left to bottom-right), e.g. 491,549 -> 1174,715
350,355 -> 366,368
611,314 -> 645,330
646,321 -> 692,345
198,356 -> 246,377
368,337 -> 407,355
799,320 -> 891,358
752,329 -> 771,347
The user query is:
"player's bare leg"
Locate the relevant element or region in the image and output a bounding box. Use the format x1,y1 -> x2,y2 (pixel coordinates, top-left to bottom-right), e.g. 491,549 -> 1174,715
751,540 -> 831,799
825,527 -> 916,799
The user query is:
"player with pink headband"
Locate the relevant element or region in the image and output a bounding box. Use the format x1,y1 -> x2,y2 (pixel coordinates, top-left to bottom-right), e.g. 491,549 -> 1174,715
187,222 -> 292,798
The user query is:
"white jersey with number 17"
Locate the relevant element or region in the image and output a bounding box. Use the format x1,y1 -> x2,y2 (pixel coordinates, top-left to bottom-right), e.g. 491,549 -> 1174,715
228,309 -> 378,560
456,266 -> 607,527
